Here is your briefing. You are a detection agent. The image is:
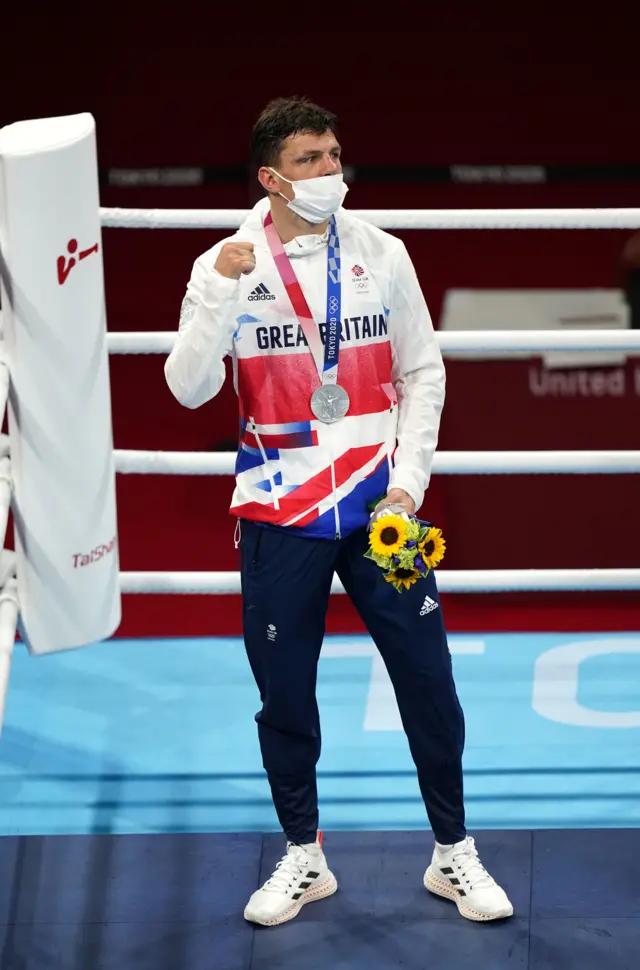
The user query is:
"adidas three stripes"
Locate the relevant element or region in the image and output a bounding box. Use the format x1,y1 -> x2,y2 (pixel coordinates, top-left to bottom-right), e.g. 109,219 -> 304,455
247,282 -> 276,301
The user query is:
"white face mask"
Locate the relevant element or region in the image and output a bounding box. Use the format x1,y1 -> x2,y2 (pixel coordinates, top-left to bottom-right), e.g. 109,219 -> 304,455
269,169 -> 348,224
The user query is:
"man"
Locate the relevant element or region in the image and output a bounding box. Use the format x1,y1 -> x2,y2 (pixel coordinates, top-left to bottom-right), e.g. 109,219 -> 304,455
165,96 -> 513,927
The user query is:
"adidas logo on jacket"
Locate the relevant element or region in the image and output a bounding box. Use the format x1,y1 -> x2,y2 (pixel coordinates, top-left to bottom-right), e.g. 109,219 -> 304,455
248,283 -> 276,302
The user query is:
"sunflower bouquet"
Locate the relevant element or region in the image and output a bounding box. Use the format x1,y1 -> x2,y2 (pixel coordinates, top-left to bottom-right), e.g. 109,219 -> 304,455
366,510 -> 446,591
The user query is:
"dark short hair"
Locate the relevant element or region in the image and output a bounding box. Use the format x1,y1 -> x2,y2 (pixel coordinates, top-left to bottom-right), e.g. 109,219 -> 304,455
251,96 -> 339,169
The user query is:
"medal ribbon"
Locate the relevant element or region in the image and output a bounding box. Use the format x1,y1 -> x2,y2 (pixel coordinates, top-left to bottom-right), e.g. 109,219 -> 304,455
263,211 -> 341,387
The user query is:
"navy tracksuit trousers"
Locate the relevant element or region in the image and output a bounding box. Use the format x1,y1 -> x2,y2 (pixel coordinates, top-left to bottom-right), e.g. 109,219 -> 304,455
240,520 -> 466,846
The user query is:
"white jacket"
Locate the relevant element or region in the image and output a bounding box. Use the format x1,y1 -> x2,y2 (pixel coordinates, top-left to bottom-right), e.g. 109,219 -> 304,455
165,198 -> 445,539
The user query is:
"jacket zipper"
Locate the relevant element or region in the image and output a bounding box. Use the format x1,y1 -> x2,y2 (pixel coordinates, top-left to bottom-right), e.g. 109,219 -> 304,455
331,457 -> 341,539
386,399 -> 396,481
325,427 -> 341,539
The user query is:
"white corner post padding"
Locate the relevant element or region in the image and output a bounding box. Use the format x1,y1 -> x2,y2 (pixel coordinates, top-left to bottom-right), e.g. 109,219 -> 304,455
0,113 -> 121,654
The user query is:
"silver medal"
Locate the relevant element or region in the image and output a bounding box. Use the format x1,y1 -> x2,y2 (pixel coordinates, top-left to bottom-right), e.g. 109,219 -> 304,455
310,384 -> 350,423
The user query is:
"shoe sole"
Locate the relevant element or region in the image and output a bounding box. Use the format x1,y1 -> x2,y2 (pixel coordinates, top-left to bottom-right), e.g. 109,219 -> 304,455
244,871 -> 338,927
424,867 -> 514,922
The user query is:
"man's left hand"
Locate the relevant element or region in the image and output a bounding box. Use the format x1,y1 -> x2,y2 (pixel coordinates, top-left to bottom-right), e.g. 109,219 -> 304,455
373,488 -> 416,519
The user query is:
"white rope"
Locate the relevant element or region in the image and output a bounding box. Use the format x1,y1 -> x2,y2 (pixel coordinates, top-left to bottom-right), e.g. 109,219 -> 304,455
0,360 -> 9,416
0,471 -> 12,552
0,365 -> 11,552
114,449 -> 640,476
100,207 -> 640,231
107,329 -> 640,356
120,568 -> 640,594
109,333 -> 175,355
0,577 -> 18,733
436,330 -> 640,353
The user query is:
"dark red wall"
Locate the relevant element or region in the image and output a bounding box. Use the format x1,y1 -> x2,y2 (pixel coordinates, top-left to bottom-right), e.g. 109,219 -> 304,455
3,13 -> 640,634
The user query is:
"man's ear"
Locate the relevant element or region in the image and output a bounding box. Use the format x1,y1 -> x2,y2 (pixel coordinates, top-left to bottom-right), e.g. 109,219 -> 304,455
258,166 -> 282,195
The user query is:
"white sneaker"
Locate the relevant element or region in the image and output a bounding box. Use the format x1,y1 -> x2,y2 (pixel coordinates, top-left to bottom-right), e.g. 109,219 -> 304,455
244,836 -> 338,927
424,835 -> 514,921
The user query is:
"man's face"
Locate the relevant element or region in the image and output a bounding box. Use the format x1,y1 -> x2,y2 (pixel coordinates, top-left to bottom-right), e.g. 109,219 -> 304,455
260,130 -> 342,198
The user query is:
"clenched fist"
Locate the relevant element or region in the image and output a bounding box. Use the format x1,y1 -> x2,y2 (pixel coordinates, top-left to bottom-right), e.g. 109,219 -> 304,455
214,242 -> 256,280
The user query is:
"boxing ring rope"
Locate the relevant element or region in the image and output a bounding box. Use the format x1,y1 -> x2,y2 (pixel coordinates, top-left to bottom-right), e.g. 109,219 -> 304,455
107,330 -> 640,356
99,203 -> 640,596
100,207 -> 640,230
114,449 -> 640,476
0,352 -> 17,728
0,574 -> 18,727
0,357 -> 12,552
121,569 -> 640,595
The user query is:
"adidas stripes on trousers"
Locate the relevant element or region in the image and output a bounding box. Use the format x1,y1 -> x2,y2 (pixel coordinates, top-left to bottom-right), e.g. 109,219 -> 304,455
239,520 -> 467,846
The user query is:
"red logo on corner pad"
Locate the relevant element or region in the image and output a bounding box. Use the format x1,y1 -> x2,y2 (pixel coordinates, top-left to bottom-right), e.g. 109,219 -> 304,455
57,238 -> 99,286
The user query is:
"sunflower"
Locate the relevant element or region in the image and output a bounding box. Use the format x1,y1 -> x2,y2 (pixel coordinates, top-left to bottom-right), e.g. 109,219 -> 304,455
369,513 -> 408,557
384,566 -> 420,591
418,527 -> 446,569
